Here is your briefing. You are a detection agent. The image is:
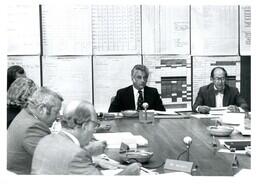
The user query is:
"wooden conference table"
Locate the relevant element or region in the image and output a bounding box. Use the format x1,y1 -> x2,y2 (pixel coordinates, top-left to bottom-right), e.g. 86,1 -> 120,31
100,115 -> 250,176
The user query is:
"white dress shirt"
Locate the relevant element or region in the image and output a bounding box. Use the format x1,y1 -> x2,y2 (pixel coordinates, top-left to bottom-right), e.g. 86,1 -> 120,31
196,85 -> 224,111
214,86 -> 224,107
133,86 -> 144,109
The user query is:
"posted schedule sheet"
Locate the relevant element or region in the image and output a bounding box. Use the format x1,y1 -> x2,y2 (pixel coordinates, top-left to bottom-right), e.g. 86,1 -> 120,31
8,56 -> 41,86
191,5 -> 238,55
42,5 -> 92,55
42,56 -> 93,105
142,5 -> 189,54
92,5 -> 141,55
8,4 -> 40,55
240,6 -> 251,55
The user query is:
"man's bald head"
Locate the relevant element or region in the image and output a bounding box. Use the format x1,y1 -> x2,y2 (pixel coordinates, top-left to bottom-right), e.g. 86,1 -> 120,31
61,100 -> 96,129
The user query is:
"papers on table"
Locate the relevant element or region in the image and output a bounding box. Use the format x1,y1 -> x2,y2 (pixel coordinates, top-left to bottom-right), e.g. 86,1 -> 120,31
191,114 -> 221,119
209,107 -> 228,115
93,132 -> 148,149
148,110 -> 177,115
93,154 -> 158,175
221,112 -> 245,125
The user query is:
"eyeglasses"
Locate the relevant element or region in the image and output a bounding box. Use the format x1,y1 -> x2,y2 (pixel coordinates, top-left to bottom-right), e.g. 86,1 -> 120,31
213,77 -> 225,81
73,119 -> 100,128
87,119 -> 101,128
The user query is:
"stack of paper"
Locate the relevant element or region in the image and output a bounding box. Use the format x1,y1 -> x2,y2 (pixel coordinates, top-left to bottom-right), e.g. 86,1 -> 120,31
93,132 -> 148,149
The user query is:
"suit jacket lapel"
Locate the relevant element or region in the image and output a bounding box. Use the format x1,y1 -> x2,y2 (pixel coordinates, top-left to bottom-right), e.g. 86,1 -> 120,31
128,85 -> 136,110
223,85 -> 230,106
209,84 -> 216,107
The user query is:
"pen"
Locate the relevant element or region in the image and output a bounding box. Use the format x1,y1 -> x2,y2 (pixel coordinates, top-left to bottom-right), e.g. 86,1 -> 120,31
140,166 -> 152,173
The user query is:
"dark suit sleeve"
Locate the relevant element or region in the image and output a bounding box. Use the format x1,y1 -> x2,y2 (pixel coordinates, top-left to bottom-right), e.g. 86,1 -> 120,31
192,87 -> 204,112
153,88 -> 166,111
108,90 -> 122,112
234,88 -> 249,112
23,122 -> 51,155
68,150 -> 102,175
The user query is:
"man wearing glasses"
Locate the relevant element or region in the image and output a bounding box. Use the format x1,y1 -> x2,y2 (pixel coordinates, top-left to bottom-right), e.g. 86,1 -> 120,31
192,67 -> 249,114
31,100 -> 141,175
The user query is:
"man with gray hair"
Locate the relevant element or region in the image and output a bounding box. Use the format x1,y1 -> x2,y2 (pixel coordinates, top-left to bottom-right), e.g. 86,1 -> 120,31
109,64 -> 165,112
31,100 -> 141,175
7,87 -> 63,174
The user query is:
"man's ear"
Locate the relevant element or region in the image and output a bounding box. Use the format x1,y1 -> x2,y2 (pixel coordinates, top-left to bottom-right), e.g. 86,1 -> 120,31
131,76 -> 135,83
81,122 -> 88,130
37,104 -> 46,115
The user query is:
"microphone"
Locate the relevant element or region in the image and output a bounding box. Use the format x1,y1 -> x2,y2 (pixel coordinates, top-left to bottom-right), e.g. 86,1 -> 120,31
183,136 -> 192,161
142,102 -> 149,110
142,102 -> 149,120
183,136 -> 192,148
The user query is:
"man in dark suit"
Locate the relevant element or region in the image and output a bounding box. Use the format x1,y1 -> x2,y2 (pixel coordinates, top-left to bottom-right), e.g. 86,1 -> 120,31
192,67 -> 249,113
7,87 -> 63,174
31,100 -> 141,175
108,64 -> 165,112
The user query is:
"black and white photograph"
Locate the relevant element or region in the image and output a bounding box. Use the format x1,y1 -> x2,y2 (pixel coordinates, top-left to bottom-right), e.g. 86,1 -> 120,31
0,0 -> 255,187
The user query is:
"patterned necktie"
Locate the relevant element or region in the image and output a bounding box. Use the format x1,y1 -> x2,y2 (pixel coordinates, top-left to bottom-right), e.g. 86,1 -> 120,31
137,90 -> 144,111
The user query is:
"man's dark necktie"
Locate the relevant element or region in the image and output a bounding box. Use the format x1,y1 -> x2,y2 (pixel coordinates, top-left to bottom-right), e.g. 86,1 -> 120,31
137,90 -> 144,110
214,89 -> 224,95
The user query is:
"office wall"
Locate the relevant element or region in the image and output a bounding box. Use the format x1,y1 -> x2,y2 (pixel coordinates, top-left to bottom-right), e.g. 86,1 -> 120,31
7,4 -> 251,112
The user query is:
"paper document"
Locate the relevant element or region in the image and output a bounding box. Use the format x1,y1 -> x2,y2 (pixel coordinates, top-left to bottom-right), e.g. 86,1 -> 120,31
8,56 -> 41,86
94,132 -> 149,149
221,113 -> 245,125
191,114 -> 220,119
8,4 -> 40,55
191,6 -> 238,55
234,125 -> 251,136
151,110 -> 178,115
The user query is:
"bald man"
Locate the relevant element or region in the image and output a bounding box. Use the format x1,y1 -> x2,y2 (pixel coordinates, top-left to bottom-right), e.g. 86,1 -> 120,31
31,100 -> 141,175
193,67 -> 249,114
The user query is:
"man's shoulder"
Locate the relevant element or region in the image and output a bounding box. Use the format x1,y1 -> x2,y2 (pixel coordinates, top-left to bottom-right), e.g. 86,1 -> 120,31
36,133 -> 80,153
117,85 -> 133,93
144,86 -> 158,93
199,83 -> 214,92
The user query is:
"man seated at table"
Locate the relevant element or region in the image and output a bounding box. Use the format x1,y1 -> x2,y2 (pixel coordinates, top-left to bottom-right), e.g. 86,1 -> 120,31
192,67 -> 249,114
31,100 -> 141,175
7,87 -> 63,174
108,64 -> 165,112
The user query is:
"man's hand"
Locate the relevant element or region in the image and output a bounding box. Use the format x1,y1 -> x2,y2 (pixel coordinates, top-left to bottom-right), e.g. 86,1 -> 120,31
227,105 -> 240,112
93,156 -> 124,170
198,106 -> 210,114
84,141 -> 107,156
117,163 -> 141,175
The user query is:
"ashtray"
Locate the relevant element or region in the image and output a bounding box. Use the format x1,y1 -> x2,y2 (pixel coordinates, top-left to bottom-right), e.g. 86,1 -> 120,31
121,110 -> 139,117
119,150 -> 153,164
207,126 -> 234,137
